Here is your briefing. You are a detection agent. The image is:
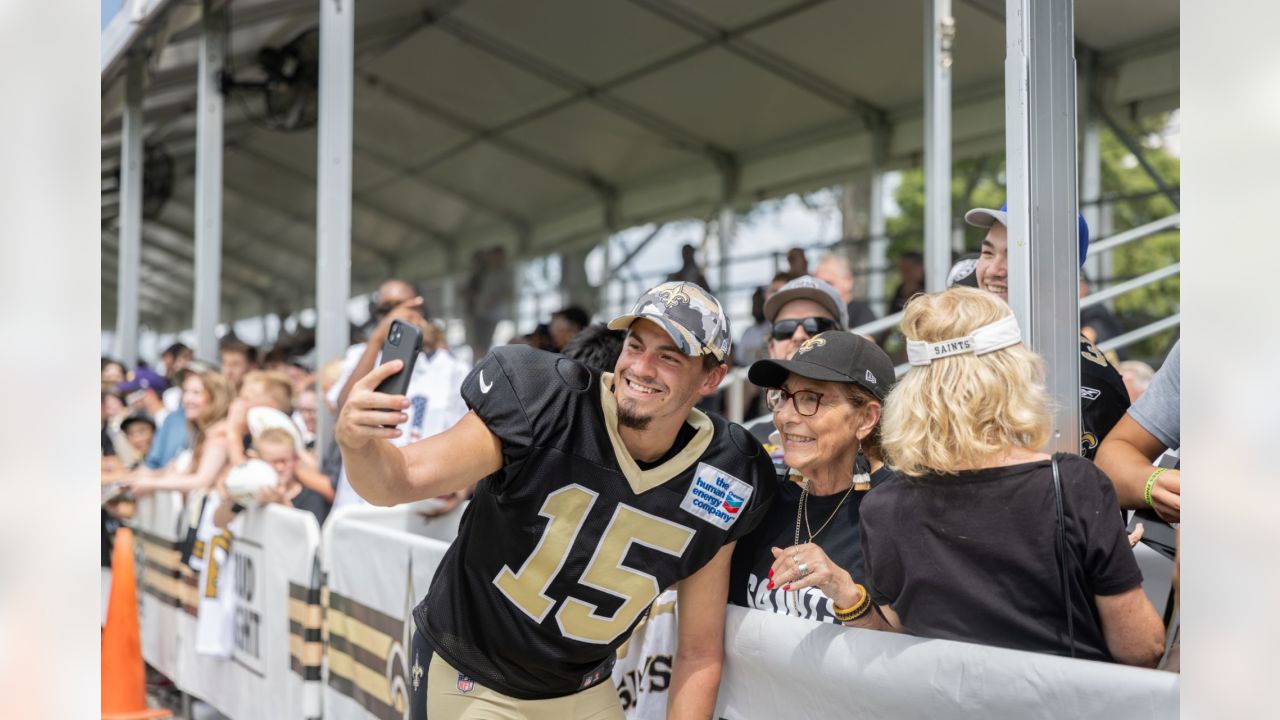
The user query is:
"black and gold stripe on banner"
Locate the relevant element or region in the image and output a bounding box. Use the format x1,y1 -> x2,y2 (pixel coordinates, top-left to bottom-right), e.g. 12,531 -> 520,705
136,529 -> 198,617
288,581 -> 323,682
325,590 -> 412,720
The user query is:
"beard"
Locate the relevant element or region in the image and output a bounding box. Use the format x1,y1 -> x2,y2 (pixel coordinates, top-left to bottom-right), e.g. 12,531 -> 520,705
616,399 -> 652,431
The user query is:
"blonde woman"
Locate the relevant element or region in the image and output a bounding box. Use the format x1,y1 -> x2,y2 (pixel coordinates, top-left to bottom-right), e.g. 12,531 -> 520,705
129,369 -> 234,496
853,287 -> 1165,667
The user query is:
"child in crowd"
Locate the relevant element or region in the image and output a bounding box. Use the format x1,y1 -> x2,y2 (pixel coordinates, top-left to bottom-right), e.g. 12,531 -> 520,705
214,427 -> 331,529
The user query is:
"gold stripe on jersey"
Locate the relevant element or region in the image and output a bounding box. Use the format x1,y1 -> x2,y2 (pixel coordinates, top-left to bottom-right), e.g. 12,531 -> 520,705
599,373 -> 714,494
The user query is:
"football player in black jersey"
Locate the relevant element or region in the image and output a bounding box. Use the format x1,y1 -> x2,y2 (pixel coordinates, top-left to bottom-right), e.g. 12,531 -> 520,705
964,203 -> 1131,459
336,282 -> 775,720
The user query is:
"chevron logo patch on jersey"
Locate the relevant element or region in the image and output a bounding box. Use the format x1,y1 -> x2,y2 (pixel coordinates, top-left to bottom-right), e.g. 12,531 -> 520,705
680,462 -> 752,530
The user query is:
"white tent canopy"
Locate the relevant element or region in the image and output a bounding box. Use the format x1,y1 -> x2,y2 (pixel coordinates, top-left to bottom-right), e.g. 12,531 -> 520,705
101,0 -> 1178,333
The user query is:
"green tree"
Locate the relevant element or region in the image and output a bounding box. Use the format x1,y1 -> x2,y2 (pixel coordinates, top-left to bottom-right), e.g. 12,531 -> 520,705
885,114 -> 1180,360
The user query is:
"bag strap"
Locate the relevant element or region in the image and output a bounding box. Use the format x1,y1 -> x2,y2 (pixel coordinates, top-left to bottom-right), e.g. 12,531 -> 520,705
1051,455 -> 1077,658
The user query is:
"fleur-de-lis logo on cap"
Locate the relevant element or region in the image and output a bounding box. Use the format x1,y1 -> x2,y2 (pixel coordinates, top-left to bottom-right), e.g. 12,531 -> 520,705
656,285 -> 691,308
797,336 -> 827,355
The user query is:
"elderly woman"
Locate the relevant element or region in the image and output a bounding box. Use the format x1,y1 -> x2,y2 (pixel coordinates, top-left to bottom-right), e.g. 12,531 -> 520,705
854,287 -> 1166,666
728,331 -> 897,624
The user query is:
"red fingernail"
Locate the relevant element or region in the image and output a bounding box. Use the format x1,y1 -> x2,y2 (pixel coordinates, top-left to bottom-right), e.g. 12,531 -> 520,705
783,584 -> 791,591
768,568 -> 774,578
767,581 -> 775,590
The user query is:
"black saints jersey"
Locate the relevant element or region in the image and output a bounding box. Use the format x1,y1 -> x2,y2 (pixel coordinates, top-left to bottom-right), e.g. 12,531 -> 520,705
1079,335 -> 1130,459
414,346 -> 775,700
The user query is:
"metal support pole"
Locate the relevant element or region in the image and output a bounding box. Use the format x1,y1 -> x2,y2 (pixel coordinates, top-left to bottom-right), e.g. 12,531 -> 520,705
1081,111 -> 1103,286
115,54 -> 145,368
315,0 -> 356,455
867,128 -> 889,316
718,207 -> 735,295
1079,51 -> 1103,287
193,0 -> 226,363
924,0 -> 954,293
1005,0 -> 1081,455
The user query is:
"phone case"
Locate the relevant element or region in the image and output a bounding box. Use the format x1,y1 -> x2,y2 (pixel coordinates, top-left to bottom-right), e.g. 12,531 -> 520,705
374,319 -> 423,398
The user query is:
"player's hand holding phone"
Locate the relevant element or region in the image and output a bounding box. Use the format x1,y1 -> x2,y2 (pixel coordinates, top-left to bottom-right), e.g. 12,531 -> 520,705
336,320 -> 421,452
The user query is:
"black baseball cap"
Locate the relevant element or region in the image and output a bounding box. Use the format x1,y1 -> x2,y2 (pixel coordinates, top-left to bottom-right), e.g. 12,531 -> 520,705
747,330 -> 895,401
120,413 -> 157,433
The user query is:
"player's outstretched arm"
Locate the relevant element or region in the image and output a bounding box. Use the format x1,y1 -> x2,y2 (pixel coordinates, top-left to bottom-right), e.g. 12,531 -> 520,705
668,542 -> 735,720
337,360 -> 503,506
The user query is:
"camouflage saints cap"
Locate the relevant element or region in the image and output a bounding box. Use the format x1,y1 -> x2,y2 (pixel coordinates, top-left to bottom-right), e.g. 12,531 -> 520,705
607,281 -> 732,362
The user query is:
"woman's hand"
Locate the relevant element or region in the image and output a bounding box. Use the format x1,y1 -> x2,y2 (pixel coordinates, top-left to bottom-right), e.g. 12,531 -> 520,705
768,544 -> 862,610
127,477 -> 158,499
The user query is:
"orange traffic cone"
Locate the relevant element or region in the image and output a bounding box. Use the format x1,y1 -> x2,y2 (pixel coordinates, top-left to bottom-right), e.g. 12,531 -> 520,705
102,526 -> 172,720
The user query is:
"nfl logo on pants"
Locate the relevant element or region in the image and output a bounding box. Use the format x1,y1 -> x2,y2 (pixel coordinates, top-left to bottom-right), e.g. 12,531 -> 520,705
456,674 -> 475,693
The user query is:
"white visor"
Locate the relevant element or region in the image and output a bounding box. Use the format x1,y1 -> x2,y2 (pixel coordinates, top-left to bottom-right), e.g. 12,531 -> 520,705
906,315 -> 1023,366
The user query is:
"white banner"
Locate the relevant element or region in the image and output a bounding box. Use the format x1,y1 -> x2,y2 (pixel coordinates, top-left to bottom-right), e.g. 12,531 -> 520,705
714,605 -> 1180,719
321,509 -> 455,720
612,589 -> 677,719
134,490 -> 187,681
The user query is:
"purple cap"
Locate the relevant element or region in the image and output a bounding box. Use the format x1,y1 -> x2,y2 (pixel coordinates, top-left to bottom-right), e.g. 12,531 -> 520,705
117,367 -> 168,395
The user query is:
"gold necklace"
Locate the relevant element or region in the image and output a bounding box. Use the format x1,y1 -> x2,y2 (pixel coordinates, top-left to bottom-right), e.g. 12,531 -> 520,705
794,476 -> 856,544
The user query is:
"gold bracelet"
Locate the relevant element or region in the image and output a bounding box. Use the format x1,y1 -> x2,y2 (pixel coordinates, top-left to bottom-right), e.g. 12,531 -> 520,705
833,583 -> 872,622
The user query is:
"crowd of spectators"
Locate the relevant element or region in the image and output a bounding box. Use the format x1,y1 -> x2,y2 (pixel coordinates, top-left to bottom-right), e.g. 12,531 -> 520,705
104,217 -> 1179,713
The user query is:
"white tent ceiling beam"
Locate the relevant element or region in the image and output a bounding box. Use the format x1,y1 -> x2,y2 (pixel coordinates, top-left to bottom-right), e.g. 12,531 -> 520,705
1004,0 -> 1082,455
627,0 -> 888,128
103,248 -> 195,306
353,70 -> 620,220
102,280 -> 176,327
148,213 -> 312,295
421,9 -> 739,174
104,227 -> 267,299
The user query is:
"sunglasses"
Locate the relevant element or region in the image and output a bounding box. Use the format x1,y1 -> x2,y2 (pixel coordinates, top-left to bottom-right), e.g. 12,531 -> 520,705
771,316 -> 836,341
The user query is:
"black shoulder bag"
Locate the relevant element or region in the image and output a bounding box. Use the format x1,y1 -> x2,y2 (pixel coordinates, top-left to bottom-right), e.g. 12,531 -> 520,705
1051,455 -> 1077,658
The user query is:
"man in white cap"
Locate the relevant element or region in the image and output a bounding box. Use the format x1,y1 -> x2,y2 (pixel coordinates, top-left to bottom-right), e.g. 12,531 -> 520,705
964,202 -> 1129,459
743,275 -> 848,449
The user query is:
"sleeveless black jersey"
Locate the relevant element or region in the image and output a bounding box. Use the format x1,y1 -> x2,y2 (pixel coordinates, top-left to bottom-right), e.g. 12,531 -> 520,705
413,346 -> 775,700
1079,335 -> 1130,459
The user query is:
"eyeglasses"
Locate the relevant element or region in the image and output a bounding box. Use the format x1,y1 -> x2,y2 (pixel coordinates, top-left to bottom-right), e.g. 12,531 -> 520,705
765,387 -> 825,417
771,316 -> 836,341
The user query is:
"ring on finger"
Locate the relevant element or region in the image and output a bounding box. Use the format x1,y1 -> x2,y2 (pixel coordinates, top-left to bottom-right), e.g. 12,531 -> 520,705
797,561 -> 810,577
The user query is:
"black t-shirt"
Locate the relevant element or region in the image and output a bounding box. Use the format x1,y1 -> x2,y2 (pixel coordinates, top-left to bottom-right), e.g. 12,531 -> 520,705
415,346 -> 776,699
1080,335 -> 1130,459
291,487 -> 330,527
729,466 -> 896,624
859,453 -> 1142,662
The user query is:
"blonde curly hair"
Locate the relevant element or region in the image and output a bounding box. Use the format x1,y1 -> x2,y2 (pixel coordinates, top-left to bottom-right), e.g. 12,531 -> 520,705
881,287 -> 1052,476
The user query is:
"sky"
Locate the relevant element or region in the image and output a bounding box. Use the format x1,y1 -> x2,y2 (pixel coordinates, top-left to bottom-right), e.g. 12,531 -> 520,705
102,0 -> 123,31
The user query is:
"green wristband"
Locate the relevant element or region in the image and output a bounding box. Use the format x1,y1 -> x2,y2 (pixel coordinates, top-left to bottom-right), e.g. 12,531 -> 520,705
1144,468 -> 1167,509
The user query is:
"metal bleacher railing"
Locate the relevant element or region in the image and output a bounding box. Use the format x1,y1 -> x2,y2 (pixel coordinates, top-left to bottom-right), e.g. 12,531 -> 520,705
720,212 -> 1181,423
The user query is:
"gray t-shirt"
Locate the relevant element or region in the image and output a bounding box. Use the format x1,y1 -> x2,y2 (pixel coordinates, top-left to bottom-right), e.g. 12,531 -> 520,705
1129,340 -> 1180,450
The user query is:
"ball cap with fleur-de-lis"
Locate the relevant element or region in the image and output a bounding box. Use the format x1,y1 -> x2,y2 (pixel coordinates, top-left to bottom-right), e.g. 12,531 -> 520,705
607,281 -> 732,362
747,329 -> 895,402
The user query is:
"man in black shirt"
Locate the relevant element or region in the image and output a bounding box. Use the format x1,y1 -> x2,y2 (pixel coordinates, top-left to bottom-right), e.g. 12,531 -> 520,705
965,203 -> 1131,459
337,282 -> 775,719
